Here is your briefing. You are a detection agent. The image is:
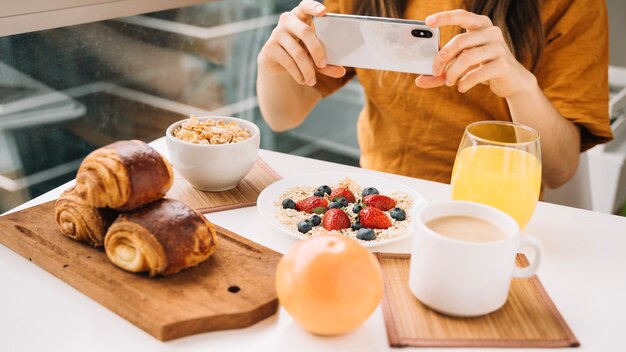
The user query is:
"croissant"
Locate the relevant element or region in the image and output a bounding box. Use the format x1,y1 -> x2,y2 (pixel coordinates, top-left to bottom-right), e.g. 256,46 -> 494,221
75,140 -> 173,211
55,188 -> 118,247
104,199 -> 218,276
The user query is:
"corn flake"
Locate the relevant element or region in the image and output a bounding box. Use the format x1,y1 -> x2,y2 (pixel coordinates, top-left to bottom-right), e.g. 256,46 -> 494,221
173,115 -> 251,145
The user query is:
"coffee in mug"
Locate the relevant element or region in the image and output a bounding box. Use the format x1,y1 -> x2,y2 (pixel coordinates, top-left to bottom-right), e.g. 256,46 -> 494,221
426,215 -> 507,243
409,201 -> 543,317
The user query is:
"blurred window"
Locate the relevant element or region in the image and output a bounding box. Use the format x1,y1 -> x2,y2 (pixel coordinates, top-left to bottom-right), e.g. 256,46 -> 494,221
0,0 -> 362,212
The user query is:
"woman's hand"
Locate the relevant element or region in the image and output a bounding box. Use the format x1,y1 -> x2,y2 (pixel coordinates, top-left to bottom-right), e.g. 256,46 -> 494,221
257,0 -> 346,87
415,9 -> 537,99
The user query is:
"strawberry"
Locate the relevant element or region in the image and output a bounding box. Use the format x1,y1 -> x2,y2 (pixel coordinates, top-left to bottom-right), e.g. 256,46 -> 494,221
359,207 -> 392,229
322,208 -> 351,231
363,194 -> 396,211
296,196 -> 329,214
329,187 -> 356,203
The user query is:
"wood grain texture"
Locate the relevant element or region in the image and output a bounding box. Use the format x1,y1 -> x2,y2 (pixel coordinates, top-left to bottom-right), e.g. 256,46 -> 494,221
377,253 -> 579,348
166,158 -> 281,214
0,201 -> 282,341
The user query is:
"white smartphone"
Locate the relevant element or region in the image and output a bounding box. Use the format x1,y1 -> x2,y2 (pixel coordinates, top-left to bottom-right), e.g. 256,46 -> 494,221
313,13 -> 440,75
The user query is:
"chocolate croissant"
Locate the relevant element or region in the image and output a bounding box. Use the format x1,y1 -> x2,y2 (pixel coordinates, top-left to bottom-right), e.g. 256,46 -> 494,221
55,188 -> 118,247
104,199 -> 218,276
75,140 -> 174,211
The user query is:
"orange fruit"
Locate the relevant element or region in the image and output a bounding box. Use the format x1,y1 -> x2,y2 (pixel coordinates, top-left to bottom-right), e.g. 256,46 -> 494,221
275,234 -> 384,335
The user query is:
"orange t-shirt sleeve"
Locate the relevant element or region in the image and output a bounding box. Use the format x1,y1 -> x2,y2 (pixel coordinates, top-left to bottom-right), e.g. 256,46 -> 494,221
535,0 -> 613,151
313,0 -> 357,98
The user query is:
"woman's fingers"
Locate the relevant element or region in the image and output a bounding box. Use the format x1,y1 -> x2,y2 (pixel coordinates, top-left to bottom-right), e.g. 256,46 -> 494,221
432,27 -> 502,76
292,0 -> 326,22
282,12 -> 327,68
259,1 -> 338,86
277,33 -> 318,86
415,74 -> 447,88
318,65 -> 347,78
270,45 -> 307,85
457,59 -> 504,93
425,9 -> 492,30
444,43 -> 505,86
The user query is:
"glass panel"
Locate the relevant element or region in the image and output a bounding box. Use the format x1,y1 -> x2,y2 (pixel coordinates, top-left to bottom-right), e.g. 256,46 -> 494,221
0,0 -> 362,212
3,0 -> 113,17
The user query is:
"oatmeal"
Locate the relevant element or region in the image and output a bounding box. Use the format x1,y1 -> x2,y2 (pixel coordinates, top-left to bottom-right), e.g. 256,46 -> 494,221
173,115 -> 251,144
274,177 -> 413,244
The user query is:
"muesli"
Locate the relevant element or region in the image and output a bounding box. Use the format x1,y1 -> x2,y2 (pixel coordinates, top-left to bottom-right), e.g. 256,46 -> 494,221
173,115 -> 251,145
274,177 -> 412,243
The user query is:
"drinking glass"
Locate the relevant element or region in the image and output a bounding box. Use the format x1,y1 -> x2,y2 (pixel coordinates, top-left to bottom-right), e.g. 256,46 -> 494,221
450,121 -> 542,229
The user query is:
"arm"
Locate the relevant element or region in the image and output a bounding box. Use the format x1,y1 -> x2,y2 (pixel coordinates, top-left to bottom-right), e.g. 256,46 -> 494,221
256,59 -> 323,132
416,10 -> 580,188
506,80 -> 581,189
257,0 -> 346,132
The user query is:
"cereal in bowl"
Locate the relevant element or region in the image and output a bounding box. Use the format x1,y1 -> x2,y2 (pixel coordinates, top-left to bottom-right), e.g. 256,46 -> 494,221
173,115 -> 251,144
274,178 -> 412,244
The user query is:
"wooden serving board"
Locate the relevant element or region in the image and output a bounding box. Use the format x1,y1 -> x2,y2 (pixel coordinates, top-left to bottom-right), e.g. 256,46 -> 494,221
377,253 -> 579,348
166,158 -> 281,214
0,201 -> 282,341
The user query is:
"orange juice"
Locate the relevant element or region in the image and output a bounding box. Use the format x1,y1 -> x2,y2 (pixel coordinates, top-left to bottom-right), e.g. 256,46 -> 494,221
451,145 -> 541,228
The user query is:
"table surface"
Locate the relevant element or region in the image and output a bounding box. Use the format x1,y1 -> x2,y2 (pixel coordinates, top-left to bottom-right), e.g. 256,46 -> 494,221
2,137 -> 626,352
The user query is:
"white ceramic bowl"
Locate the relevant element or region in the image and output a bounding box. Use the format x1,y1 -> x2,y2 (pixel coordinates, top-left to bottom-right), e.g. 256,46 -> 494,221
165,116 -> 260,191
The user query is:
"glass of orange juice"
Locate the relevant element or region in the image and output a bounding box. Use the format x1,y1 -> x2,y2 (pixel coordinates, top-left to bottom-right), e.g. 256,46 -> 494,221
450,121 -> 541,229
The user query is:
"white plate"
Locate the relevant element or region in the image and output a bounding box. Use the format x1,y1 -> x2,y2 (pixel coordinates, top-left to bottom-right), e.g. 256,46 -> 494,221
257,172 -> 428,248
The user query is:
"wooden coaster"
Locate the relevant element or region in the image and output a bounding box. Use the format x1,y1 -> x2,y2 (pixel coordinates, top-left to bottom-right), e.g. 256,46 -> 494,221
166,158 -> 281,214
377,253 -> 579,348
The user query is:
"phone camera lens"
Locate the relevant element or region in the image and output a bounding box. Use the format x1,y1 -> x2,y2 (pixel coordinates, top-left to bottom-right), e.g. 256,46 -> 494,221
412,29 -> 433,38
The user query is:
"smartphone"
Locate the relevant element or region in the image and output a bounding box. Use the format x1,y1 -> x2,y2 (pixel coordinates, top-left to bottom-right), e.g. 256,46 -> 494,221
313,13 -> 440,75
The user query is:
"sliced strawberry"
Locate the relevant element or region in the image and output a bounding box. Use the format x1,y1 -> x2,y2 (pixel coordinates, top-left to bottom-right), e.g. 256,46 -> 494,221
329,187 -> 356,203
363,194 -> 396,211
322,208 -> 351,231
296,196 -> 329,214
359,207 -> 391,229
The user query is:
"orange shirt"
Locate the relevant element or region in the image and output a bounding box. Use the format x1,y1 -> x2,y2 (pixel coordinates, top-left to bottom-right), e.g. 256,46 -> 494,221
314,0 -> 613,184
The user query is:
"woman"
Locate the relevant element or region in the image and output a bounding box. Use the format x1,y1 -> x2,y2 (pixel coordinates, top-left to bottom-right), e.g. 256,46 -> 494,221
257,0 -> 613,188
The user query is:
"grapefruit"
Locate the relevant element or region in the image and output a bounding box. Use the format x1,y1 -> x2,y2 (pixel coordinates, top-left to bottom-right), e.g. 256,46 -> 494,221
275,234 -> 384,335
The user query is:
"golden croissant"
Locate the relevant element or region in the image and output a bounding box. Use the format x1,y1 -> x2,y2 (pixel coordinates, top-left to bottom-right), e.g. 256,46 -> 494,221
75,140 -> 174,211
104,199 -> 218,276
55,188 -> 118,247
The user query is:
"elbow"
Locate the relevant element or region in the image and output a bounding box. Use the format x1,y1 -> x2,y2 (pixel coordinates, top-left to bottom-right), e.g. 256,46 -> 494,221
259,102 -> 306,133
543,174 -> 570,190
262,111 -> 300,133
267,122 -> 293,133
263,116 -> 285,132
543,154 -> 580,189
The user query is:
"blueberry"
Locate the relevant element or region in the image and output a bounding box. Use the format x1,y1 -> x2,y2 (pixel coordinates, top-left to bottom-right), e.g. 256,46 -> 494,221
309,214 -> 321,226
390,208 -> 406,221
339,197 -> 349,207
317,185 -> 332,195
313,190 -> 325,197
352,204 -> 362,213
351,222 -> 362,231
362,187 -> 379,197
282,198 -> 296,209
356,228 -> 376,241
329,202 -> 342,209
297,220 -> 313,234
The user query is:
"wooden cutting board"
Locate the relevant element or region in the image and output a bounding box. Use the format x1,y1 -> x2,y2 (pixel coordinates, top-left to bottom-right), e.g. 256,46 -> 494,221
0,201 -> 282,341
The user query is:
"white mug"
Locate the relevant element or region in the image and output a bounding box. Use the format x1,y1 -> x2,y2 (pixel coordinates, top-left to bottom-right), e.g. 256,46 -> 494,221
408,201 -> 543,317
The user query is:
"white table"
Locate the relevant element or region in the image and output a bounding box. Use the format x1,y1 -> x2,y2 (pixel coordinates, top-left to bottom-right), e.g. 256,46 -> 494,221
2,137 -> 626,352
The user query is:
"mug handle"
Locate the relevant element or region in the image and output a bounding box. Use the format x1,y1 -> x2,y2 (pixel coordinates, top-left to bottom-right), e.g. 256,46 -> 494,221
513,236 -> 544,279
